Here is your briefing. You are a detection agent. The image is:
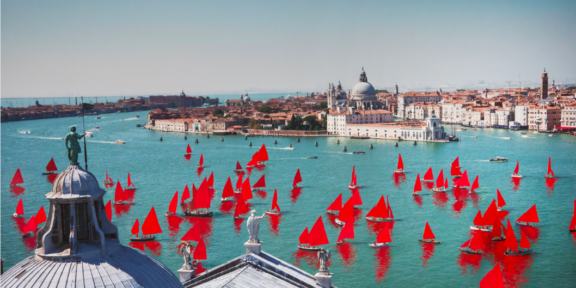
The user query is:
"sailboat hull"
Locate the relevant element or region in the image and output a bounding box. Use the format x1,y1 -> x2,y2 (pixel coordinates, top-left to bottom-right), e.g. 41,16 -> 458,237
544,175 -> 555,179
470,225 -> 492,232
505,250 -> 532,256
393,170 -> 404,174
130,236 -> 156,242
569,229 -> 576,232
265,210 -> 281,215
124,187 -> 136,191
369,243 -> 388,248
42,172 -> 56,175
184,211 -> 213,217
492,237 -> 505,241
418,239 -> 440,244
515,221 -> 534,227
365,217 -> 394,222
459,248 -> 482,255
432,188 -> 446,193
114,201 -> 127,205
511,174 -> 523,178
326,210 -> 338,216
334,218 -> 345,226
348,185 -> 357,189
298,245 -> 321,251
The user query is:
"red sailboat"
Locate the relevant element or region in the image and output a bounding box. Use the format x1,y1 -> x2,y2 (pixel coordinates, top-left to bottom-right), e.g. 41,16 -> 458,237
181,185 -> 191,206
350,189 -> 363,208
365,196 -> 390,222
470,199 -> 497,231
10,168 -> 24,187
42,158 -> 58,175
105,200 -> 112,222
125,173 -> 136,191
297,227 -> 310,250
369,223 -> 392,247
22,215 -> 36,237
207,172 -> 214,189
544,157 -> 555,179
419,222 -> 440,244
14,198 -> 24,217
104,170 -> 114,185
235,173 -> 243,194
394,154 -> 404,173
386,196 -> 395,221
233,194 -> 250,219
451,157 -> 462,178
496,189 -> 506,211
432,169 -> 446,192
511,159 -> 523,178
413,174 -> 422,195
293,168 -> 302,188
336,219 -> 355,244
569,199 -> 576,232
459,230 -> 484,254
241,176 -> 253,200
198,154 -> 204,168
516,204 -> 539,227
131,207 -> 163,242
167,191 -> 178,216
221,177 -> 234,201
252,175 -> 266,191
114,181 -> 128,205
335,197 -> 354,226
326,194 -> 342,215
490,218 -> 505,241
298,216 -> 329,251
185,179 -> 213,217
454,170 -> 470,188
265,189 -> 281,215
479,264 -> 505,288
257,144 -> 269,165
186,144 -> 192,155
505,219 -> 532,255
422,167 -> 434,182
35,206 -> 47,228
234,161 -> 243,172
470,175 -> 479,192
453,156 -> 461,169
193,238 -> 207,263
349,166 -> 357,189
181,223 -> 201,242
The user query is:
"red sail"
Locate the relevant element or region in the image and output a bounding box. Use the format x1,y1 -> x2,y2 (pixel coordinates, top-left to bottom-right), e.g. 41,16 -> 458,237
236,174 -> 243,189
127,173 -> 134,187
186,144 -> 192,154
423,167 -> 434,181
271,189 -> 280,212
181,185 -> 191,204
453,157 -> 460,168
517,205 -> 539,223
459,170 -> 471,187
570,199 -> 576,231
482,199 -> 499,225
491,218 -> 502,238
114,181 -> 126,202
387,196 -> 394,219
222,177 -> 234,199
473,210 -> 484,226
422,222 -> 436,240
16,198 -> 24,215
192,184 -> 197,197
195,180 -> 211,209
142,207 -> 162,235
106,170 -> 113,182
208,172 -> 214,188
253,175 -> 266,188
504,219 -> 518,251
338,197 -> 355,222
496,189 -> 506,208
547,157 -> 554,177
480,263 -> 505,288
22,215 -> 36,235
469,231 -> 485,250
199,154 -> 204,166
513,160 -> 520,175
444,178 -> 449,189
327,194 -> 343,212
397,154 -> 404,170
366,196 -> 387,219
350,189 -> 363,206
259,144 -> 269,161
450,166 -> 462,177
234,195 -> 250,218
10,168 -> 24,186
376,224 -> 392,243
413,174 -> 422,193
241,177 -> 253,200
46,158 -> 58,172
350,166 -> 356,185
105,200 -> 112,221
293,168 -> 302,186
519,231 -> 531,250
35,206 -> 47,225
309,216 -> 330,246
436,169 -> 444,188
337,220 -> 355,242
131,219 -> 140,235
181,224 -> 201,242
236,161 -> 243,170
471,175 -> 479,192
193,238 -> 207,260
299,227 -> 309,244
169,191 -> 178,214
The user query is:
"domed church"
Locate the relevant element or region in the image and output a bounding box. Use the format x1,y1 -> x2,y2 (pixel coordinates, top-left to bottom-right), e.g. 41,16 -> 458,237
1,165 -> 182,287
327,68 -> 380,111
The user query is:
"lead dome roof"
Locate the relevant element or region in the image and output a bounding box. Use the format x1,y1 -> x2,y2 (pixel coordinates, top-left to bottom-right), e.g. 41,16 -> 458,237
47,165 -> 106,199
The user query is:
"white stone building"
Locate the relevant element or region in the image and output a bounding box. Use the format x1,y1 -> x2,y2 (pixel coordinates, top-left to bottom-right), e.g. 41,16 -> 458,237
154,118 -> 189,132
441,101 -> 472,124
327,107 -> 393,135
514,105 -> 530,127
396,92 -> 442,118
345,115 -> 446,141
560,103 -> 576,128
404,102 -> 442,120
491,109 -> 512,128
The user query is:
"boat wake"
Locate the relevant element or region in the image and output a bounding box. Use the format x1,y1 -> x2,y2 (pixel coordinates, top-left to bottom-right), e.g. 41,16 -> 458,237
122,117 -> 139,121
87,140 -> 118,144
12,135 -> 63,140
17,130 -> 31,134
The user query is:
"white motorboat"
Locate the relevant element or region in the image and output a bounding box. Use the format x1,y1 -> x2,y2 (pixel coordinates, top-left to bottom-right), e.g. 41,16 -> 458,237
114,140 -> 126,144
502,137 -> 512,140
369,242 -> 388,247
85,131 -> 94,137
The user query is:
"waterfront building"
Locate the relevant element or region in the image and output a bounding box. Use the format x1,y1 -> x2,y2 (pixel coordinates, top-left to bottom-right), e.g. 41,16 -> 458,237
0,165 -> 182,287
404,102 -> 442,121
560,102 -> 576,128
541,69 -> 549,99
490,108 -> 512,128
462,107 -> 493,127
528,105 -> 562,131
149,91 -> 202,108
345,114 -> 445,141
514,105 -> 530,128
327,107 -> 393,135
441,100 -> 473,124
155,118 -> 190,132
397,91 -> 442,119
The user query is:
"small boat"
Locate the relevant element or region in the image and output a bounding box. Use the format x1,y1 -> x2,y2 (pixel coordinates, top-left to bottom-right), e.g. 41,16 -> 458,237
511,160 -> 523,178
166,191 -> 178,216
336,220 -> 355,245
221,177 -> 234,201
130,207 -> 162,242
489,156 -> 508,162
306,156 -> 318,159
21,216 -> 36,237
113,181 -> 128,205
394,154 -> 404,173
422,167 -> 434,182
96,116 -> 101,119
549,134 -> 554,137
94,126 -> 100,129
365,196 -> 391,222
369,225 -> 392,247
184,210 -> 213,217
451,157 -> 462,178
502,137 -> 512,140
104,170 -> 114,184
85,131 -> 94,137
114,140 -> 126,144
265,189 -> 281,215
293,168 -> 302,188
336,197 -> 355,226
125,173 -> 136,191
181,185 -> 191,205
326,194 -> 342,215
136,124 -> 142,127
348,166 -> 357,189
252,175 -> 266,191
491,218 -> 506,241
419,222 -> 440,244
285,146 -> 295,150
413,174 -> 422,195
135,115 -> 140,118
352,151 -> 365,154
42,158 -> 58,175
298,217 -> 329,250
496,189 -> 506,211
185,144 -> 192,155
459,232 -> 484,255
544,157 -> 555,179
515,204 -> 539,227
504,219 -> 532,255
432,170 -> 446,192
198,154 -> 204,168
521,135 -> 528,138
13,198 -> 24,218
234,161 -> 244,172
187,178 -> 213,217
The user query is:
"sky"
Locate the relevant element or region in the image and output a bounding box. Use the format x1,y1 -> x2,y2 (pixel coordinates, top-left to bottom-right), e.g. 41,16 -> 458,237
2,0 -> 576,98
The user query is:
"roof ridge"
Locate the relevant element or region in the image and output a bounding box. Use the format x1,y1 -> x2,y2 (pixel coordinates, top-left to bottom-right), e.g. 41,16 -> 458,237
221,265 -> 249,286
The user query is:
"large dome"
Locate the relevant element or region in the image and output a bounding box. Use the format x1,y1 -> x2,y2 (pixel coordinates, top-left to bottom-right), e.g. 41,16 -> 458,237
48,165 -> 106,199
351,82 -> 376,100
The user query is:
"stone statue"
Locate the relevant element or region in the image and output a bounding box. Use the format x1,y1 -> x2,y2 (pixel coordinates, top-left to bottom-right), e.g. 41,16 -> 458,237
246,210 -> 265,243
317,248 -> 331,275
179,242 -> 193,269
65,126 -> 85,165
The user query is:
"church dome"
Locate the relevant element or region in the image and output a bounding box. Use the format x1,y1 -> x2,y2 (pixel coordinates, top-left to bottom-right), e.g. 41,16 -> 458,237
351,82 -> 376,99
47,165 -> 106,199
243,94 -> 251,101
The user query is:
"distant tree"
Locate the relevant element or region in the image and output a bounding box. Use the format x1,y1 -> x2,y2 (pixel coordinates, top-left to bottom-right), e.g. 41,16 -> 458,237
321,114 -> 327,130
567,86 -> 576,90
248,118 -> 261,129
303,115 -> 318,130
318,102 -> 328,109
214,108 -> 224,115
375,90 -> 389,93
259,105 -> 272,113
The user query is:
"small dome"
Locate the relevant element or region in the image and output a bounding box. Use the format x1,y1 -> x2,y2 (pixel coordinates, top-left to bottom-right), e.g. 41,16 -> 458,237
47,165 -> 106,199
243,94 -> 251,101
351,82 -> 376,98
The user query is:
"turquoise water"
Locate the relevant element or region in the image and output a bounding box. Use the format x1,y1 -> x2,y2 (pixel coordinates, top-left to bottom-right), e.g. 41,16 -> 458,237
2,112 -> 576,287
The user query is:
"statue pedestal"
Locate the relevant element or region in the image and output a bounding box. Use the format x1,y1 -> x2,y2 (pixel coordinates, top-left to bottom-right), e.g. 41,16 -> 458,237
244,241 -> 261,255
178,266 -> 195,282
315,272 -> 332,288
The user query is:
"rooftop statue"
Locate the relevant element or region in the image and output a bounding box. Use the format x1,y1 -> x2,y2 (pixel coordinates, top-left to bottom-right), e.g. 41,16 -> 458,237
65,126 -> 85,165
247,210 -> 265,244
317,248 -> 331,275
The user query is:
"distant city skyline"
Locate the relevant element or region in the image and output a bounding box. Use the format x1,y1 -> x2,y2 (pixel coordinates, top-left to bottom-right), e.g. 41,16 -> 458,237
2,0 -> 576,98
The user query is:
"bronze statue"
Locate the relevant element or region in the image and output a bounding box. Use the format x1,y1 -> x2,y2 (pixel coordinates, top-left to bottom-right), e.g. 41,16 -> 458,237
65,126 -> 85,165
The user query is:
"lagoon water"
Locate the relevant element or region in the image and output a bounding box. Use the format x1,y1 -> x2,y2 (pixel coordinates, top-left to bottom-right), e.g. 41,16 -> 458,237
2,111 -> 575,287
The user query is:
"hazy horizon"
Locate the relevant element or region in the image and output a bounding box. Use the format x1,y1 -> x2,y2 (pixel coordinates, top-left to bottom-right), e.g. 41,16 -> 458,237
2,0 -> 576,98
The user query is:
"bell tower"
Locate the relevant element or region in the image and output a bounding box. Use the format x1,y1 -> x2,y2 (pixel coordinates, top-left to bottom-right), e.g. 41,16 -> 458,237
541,69 -> 548,100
